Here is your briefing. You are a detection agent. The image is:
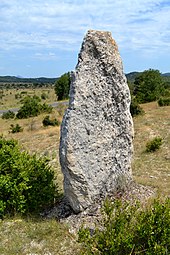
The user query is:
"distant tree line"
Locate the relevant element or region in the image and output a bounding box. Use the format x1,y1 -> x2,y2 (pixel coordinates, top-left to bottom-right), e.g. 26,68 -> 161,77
0,76 -> 58,89
0,83 -> 55,90
0,76 -> 57,83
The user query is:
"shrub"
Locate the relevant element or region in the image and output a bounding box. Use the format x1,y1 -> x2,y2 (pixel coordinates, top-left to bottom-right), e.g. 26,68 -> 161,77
41,103 -> 53,113
15,93 -> 22,99
146,137 -> 163,152
2,110 -> 15,119
16,95 -> 41,118
0,137 -> 60,218
130,97 -> 145,117
0,90 -> 4,99
78,197 -> 170,255
42,115 -> 60,127
10,124 -> 23,133
157,97 -> 170,106
162,88 -> 170,97
41,92 -> 48,100
16,95 -> 53,119
20,91 -> 27,95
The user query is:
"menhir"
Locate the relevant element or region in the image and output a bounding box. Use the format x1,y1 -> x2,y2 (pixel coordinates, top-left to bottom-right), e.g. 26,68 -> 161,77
59,30 -> 134,213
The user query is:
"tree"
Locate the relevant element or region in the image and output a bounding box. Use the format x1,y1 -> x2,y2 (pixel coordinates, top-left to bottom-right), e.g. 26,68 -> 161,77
134,69 -> 165,103
55,72 -> 71,100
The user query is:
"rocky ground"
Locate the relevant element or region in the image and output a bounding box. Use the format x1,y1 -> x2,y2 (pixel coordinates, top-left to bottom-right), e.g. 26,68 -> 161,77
45,181 -> 156,234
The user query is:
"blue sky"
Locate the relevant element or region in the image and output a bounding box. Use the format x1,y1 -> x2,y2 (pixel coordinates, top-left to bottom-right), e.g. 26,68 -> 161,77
0,0 -> 170,78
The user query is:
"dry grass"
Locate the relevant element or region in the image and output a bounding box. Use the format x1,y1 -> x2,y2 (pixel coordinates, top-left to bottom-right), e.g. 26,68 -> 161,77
132,102 -> 170,196
0,217 -> 80,255
0,99 -> 169,254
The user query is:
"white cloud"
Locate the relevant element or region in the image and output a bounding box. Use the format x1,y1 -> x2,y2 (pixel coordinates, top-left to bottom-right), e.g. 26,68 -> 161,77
0,0 -> 170,56
34,51 -> 58,60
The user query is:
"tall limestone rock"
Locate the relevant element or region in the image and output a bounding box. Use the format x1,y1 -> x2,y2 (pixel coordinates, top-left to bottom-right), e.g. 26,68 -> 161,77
59,30 -> 134,213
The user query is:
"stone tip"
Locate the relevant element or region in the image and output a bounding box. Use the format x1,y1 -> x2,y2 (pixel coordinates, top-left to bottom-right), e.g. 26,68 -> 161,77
87,29 -> 111,34
86,29 -> 117,49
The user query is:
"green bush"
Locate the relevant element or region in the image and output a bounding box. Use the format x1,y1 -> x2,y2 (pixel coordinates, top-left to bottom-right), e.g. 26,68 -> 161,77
78,198 -> 170,255
10,124 -> 23,133
15,93 -> 22,99
16,95 -> 41,118
16,95 -> 53,119
42,115 -> 60,127
20,91 -> 27,95
41,103 -> 53,113
41,92 -> 48,100
157,97 -> 170,106
130,97 -> 145,117
162,88 -> 170,97
2,110 -> 15,119
146,137 -> 163,152
0,137 -> 60,218
0,90 -> 4,99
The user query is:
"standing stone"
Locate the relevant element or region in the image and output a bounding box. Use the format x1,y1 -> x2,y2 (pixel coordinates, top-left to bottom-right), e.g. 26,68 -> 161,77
59,30 -> 133,213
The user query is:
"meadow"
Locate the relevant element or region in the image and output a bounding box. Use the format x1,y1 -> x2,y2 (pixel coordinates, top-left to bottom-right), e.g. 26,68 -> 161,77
0,87 -> 170,254
0,87 -> 56,110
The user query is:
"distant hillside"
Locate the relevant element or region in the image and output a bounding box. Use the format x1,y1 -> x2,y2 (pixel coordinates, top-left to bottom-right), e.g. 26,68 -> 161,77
0,76 -> 58,89
125,72 -> 141,83
162,73 -> 170,77
0,72 -> 170,89
126,72 -> 170,84
0,76 -> 57,84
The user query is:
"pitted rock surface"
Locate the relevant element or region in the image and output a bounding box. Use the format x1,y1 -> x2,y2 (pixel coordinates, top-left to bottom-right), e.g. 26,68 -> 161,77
59,30 -> 134,213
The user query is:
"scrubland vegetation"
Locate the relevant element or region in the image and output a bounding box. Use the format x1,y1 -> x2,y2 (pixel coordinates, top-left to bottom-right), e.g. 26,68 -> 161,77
78,198 -> 170,255
0,87 -> 56,110
0,137 -> 60,219
0,70 -> 170,254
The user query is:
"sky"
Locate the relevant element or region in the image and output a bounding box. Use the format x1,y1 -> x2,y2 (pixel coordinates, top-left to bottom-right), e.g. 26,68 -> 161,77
0,0 -> 170,78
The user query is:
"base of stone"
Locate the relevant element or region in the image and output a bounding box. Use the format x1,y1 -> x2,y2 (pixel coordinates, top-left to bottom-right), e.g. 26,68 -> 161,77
42,181 -> 156,234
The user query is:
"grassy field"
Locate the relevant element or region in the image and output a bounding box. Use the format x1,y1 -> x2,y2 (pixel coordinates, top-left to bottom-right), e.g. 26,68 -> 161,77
132,102 -> 170,196
0,87 -> 56,110
0,93 -> 170,254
